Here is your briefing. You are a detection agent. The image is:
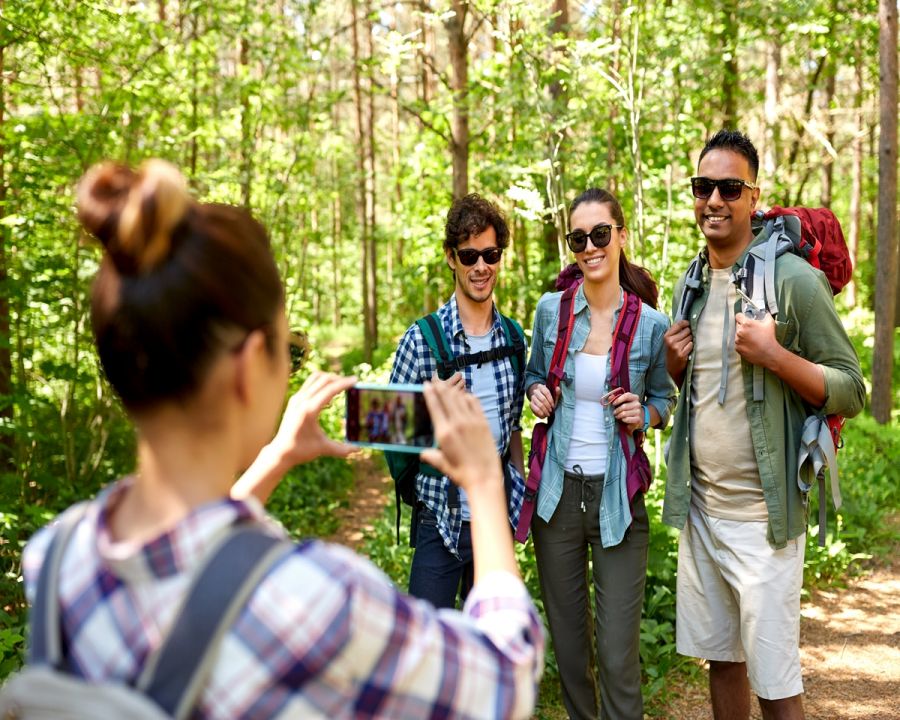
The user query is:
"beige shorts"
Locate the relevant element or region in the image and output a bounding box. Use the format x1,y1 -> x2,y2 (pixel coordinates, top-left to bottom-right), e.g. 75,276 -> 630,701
676,503 -> 805,700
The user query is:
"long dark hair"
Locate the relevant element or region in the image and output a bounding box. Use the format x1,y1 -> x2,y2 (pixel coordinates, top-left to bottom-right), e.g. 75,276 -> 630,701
569,188 -> 658,309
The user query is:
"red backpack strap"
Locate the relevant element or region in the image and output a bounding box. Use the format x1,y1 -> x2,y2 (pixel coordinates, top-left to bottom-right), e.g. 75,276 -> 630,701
546,285 -> 578,393
610,292 -> 642,393
610,293 -> 649,503
515,285 -> 578,543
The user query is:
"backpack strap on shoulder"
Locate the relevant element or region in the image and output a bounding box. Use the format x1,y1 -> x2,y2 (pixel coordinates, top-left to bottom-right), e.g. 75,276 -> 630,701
29,502 -> 91,667
136,524 -> 294,719
674,255 -> 706,324
498,314 -> 526,384
416,313 -> 456,380
515,286 -> 577,544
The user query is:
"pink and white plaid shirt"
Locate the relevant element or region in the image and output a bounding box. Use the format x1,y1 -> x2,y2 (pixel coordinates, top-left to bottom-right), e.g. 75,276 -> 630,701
23,480 -> 544,719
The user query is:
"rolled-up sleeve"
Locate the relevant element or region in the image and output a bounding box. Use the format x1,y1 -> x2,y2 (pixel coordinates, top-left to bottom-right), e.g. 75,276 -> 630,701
524,294 -> 553,393
341,550 -> 544,719
795,273 -> 865,418
645,318 -> 677,427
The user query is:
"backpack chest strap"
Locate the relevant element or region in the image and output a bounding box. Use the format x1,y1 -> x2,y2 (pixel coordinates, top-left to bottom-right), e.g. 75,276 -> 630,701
435,344 -> 520,376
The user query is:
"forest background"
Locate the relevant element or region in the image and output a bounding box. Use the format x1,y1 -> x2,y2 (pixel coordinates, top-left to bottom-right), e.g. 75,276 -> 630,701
0,0 -> 898,716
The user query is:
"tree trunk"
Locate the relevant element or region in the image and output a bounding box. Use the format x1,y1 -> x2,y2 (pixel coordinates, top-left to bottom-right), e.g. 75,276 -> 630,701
0,23 -> 14,474
446,0 -> 469,200
351,0 -> 373,361
331,53 -> 342,328
846,48 -> 864,308
820,60 -> 836,207
721,0 -> 739,128
872,0 -> 898,423
364,0 -> 377,351
763,33 -> 781,178
606,0 -> 622,191
239,24 -> 253,207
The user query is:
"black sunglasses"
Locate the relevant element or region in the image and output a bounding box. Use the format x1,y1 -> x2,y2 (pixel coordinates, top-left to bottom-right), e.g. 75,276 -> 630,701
565,223 -> 623,254
455,247 -> 503,266
690,176 -> 757,202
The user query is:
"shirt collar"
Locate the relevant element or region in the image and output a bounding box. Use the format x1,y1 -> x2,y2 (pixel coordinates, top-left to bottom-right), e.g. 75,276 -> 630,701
446,293 -> 502,341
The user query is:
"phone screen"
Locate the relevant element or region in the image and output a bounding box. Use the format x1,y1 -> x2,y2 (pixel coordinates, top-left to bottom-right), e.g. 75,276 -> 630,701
345,383 -> 434,454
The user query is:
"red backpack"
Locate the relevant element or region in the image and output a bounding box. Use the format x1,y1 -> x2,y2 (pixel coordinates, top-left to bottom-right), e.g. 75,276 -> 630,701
763,206 -> 851,294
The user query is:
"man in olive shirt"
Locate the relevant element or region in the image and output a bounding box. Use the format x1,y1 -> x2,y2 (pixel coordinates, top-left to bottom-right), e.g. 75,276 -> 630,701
663,130 -> 865,720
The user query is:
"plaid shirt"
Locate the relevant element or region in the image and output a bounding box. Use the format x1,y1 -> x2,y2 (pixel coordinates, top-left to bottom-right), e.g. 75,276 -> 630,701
22,481 -> 544,719
389,295 -> 526,557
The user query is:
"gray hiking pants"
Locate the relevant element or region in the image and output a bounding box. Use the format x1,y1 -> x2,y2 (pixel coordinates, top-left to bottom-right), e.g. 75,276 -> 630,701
532,471 -> 649,720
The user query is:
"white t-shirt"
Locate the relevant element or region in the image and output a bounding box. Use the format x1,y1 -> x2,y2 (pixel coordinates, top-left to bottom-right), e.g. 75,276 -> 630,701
563,352 -> 609,475
460,332 -> 504,521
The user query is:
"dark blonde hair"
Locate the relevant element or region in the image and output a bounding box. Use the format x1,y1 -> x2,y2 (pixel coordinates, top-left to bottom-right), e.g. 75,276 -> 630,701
78,159 -> 284,411
570,187 -> 658,309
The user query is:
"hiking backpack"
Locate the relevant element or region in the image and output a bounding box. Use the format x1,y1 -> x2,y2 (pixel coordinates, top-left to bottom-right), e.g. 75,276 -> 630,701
385,311 -> 526,543
673,206 -> 853,545
515,285 -> 649,542
0,505 -> 294,719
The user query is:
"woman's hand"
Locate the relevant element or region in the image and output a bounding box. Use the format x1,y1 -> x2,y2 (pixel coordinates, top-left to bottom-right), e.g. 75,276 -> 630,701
270,372 -> 358,465
232,371 -> 356,503
420,380 -> 502,493
419,379 -> 519,583
612,391 -> 644,434
528,383 -> 560,419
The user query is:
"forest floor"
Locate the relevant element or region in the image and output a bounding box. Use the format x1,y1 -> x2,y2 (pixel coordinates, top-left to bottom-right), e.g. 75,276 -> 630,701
328,459 -> 900,720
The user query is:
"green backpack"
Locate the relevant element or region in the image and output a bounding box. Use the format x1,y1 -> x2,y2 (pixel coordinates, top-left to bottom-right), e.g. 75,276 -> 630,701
385,311 -> 526,544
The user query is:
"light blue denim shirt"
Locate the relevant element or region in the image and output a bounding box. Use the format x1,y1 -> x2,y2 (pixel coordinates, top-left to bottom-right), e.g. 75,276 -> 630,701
525,284 -> 676,547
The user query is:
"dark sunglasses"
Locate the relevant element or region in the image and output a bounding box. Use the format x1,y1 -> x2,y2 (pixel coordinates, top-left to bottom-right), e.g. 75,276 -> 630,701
565,223 -> 623,254
690,176 -> 757,201
455,247 -> 503,266
288,330 -> 309,374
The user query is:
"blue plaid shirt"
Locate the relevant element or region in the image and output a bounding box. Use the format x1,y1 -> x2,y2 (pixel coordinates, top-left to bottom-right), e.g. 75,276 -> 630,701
389,295 -> 526,557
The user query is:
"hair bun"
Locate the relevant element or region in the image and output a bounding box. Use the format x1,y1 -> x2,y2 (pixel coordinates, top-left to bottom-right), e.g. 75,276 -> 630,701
77,159 -> 190,275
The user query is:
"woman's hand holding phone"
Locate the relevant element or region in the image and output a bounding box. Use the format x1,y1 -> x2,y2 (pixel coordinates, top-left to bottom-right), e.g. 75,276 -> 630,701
233,371 -> 356,503
420,380 -> 518,583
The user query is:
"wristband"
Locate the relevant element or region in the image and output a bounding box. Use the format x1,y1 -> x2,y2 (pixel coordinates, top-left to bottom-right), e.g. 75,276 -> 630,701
640,404 -> 651,433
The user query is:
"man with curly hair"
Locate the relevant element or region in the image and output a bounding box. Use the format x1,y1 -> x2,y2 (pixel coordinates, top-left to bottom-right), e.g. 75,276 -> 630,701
389,194 -> 526,609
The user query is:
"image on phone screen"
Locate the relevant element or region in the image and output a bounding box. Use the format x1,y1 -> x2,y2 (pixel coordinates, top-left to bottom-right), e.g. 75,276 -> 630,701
345,383 -> 434,454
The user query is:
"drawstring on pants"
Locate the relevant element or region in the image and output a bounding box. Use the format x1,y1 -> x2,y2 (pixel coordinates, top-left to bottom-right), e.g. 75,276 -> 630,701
570,465 -> 595,513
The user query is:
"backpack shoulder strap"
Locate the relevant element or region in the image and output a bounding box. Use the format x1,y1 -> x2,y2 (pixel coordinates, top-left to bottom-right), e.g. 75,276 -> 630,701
498,313 -> 526,382
610,292 -> 643,393
136,524 -> 294,719
546,286 -> 578,394
673,254 -> 706,323
416,312 -> 455,380
28,502 -> 91,667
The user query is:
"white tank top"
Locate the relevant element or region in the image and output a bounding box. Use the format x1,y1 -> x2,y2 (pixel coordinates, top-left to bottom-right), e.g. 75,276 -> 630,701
564,352 -> 609,475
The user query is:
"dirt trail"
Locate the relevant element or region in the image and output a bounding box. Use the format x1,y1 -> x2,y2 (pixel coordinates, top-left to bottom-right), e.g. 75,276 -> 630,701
666,552 -> 900,720
325,454 -> 392,550
327,461 -> 900,719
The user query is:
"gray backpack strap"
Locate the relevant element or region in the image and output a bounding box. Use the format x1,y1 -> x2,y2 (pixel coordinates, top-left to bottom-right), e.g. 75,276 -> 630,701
28,502 -> 91,667
798,416 -> 842,547
136,524 -> 294,720
674,255 -> 705,323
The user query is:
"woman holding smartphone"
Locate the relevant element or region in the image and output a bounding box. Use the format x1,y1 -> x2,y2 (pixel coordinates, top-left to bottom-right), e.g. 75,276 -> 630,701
18,159 -> 543,719
525,188 -> 676,720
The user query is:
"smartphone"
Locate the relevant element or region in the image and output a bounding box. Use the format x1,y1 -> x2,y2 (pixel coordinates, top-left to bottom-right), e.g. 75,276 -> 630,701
345,382 -> 435,454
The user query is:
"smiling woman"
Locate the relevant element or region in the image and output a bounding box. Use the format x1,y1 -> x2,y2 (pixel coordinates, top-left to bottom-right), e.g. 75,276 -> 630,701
523,187 -> 677,720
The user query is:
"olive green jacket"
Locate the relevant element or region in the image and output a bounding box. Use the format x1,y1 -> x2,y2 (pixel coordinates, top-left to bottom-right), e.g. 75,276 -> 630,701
663,233 -> 866,548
